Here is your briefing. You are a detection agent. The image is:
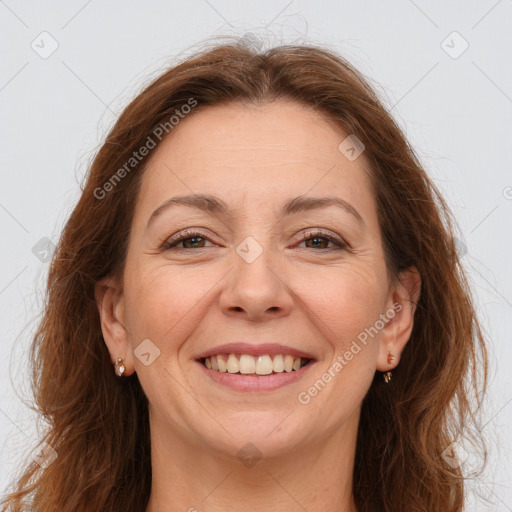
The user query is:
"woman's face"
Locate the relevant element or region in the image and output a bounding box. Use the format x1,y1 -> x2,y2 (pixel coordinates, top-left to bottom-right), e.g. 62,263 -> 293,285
100,100 -> 414,457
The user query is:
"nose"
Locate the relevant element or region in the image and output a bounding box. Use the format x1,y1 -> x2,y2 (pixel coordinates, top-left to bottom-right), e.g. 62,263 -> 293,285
219,244 -> 294,322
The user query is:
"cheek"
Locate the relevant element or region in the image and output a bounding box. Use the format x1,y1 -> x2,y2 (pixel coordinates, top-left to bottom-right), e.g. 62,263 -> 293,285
293,265 -> 386,418
123,262 -> 217,348
293,262 -> 388,347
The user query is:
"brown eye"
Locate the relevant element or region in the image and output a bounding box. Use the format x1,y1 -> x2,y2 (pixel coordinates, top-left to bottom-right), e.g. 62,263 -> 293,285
161,229 -> 213,250
178,236 -> 207,249
304,236 -> 332,249
299,229 -> 347,250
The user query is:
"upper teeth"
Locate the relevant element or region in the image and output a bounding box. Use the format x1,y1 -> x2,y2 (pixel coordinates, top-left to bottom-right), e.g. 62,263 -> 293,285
204,354 -> 307,374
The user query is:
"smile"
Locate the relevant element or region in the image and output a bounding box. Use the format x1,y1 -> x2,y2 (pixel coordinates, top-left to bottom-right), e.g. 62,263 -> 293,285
196,353 -> 316,392
201,353 -> 311,375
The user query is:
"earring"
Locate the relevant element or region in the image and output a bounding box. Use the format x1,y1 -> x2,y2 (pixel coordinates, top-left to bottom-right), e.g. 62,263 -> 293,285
384,351 -> 394,383
114,358 -> 126,377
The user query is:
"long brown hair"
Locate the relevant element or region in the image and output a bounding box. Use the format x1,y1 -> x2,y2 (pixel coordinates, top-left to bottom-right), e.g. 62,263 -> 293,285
2,38 -> 488,511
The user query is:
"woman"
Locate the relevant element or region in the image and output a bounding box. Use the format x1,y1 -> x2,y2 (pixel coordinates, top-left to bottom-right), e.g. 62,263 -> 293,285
1,39 -> 488,511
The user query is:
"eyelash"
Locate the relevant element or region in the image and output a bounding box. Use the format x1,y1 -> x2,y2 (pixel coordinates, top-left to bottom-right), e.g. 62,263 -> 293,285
161,228 -> 347,251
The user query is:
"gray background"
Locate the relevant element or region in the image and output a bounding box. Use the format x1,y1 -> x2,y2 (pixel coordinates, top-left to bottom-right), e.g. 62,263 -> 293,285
1,0 -> 511,509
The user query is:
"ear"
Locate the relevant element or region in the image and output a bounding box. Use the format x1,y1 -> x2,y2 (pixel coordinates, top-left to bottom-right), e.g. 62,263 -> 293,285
376,266 -> 421,372
95,276 -> 134,376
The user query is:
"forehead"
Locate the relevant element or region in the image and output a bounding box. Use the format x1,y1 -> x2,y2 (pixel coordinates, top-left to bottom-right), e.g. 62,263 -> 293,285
134,100 -> 377,225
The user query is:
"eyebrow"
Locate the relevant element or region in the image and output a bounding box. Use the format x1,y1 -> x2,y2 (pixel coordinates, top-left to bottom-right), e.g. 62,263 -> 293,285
147,193 -> 364,228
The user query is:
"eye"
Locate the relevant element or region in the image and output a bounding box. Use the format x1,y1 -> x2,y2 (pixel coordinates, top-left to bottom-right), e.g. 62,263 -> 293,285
161,229 -> 214,250
297,228 -> 347,250
161,228 -> 347,251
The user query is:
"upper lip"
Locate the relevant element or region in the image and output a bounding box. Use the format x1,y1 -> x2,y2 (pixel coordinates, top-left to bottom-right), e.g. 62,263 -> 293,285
195,342 -> 316,361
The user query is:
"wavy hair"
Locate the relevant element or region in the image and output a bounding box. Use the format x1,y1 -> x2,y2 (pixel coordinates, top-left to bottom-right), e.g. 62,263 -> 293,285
1,39 -> 488,511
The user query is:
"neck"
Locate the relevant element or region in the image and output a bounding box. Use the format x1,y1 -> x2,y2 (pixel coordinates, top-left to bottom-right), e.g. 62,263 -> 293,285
145,410 -> 360,512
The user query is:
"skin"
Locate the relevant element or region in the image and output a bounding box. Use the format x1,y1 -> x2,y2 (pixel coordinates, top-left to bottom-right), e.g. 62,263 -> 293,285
96,100 -> 421,512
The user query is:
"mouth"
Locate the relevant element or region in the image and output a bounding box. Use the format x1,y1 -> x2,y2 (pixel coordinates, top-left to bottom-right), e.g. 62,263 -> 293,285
196,352 -> 316,392
198,353 -> 314,376
194,343 -> 317,391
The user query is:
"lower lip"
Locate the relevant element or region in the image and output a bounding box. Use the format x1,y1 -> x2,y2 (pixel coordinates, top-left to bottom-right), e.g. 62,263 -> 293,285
196,360 -> 315,392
